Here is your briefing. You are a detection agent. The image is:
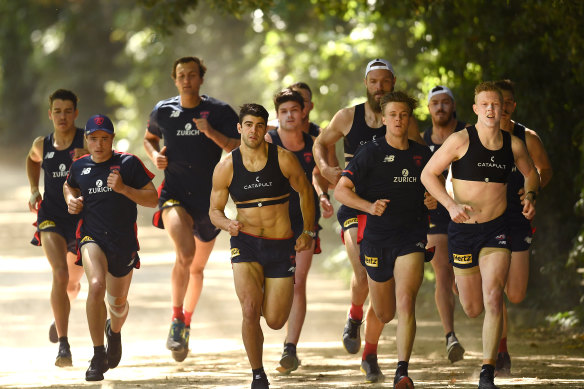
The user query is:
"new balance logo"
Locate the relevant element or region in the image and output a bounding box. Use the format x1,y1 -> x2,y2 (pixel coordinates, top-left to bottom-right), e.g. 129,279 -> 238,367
383,155 -> 395,163
170,110 -> 180,118
81,167 -> 91,175
44,152 -> 55,159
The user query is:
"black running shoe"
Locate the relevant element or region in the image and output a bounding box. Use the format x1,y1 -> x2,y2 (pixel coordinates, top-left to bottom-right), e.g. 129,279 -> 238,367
55,343 -> 72,367
277,343 -> 300,374
478,365 -> 498,389
171,325 -> 190,362
360,354 -> 385,383
166,318 -> 186,352
251,374 -> 270,389
85,352 -> 109,381
105,319 -> 122,369
342,316 -> 363,354
394,373 -> 414,389
494,351 -> 511,376
49,321 -> 58,344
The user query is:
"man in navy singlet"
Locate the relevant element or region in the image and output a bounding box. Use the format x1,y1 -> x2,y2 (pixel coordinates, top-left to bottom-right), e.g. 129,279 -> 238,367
493,79 -> 553,376
143,56 -> 240,362
421,82 -> 539,389
313,58 -> 425,359
26,89 -> 86,367
335,91 -> 433,387
65,114 -> 157,381
265,89 -> 332,374
209,104 -> 315,389
422,85 -> 470,363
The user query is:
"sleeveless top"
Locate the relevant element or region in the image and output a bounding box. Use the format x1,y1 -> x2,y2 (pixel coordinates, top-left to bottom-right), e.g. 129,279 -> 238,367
343,103 -> 386,163
423,120 -> 467,177
229,143 -> 290,208
451,125 -> 514,183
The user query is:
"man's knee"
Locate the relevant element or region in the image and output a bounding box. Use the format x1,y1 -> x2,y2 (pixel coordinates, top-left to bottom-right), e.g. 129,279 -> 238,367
484,287 -> 504,314
107,293 -> 129,318
265,312 -> 288,330
53,267 -> 70,288
87,279 -> 106,299
375,310 -> 394,323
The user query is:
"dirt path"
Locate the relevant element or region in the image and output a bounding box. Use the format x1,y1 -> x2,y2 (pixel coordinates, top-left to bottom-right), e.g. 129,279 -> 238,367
1,157 -> 583,388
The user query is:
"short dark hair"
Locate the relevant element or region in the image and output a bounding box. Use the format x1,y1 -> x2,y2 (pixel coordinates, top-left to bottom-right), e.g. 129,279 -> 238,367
474,81 -> 503,104
239,103 -> 269,124
380,91 -> 418,115
494,79 -> 515,99
274,88 -> 305,112
172,56 -> 207,79
289,82 -> 312,100
49,89 -> 78,110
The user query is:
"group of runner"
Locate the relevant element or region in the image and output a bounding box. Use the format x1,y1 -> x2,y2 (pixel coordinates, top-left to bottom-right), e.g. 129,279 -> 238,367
26,56 -> 551,389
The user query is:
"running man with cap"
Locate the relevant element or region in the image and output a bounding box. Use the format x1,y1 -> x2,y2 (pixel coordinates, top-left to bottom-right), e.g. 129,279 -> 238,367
143,56 -> 240,361
493,79 -> 553,376
65,114 -> 158,381
335,91 -> 433,387
313,59 -> 424,360
209,103 -> 315,389
423,85 -> 470,363
26,89 -> 86,367
421,81 -> 539,389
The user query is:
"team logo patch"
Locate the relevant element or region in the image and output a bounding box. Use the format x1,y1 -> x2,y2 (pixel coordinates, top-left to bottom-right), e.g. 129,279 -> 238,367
413,155 -> 422,167
303,152 -> 313,164
162,199 -> 181,207
344,217 -> 358,228
200,111 -> 210,119
364,255 -> 378,267
230,248 -> 240,258
94,117 -> 104,126
39,220 -> 56,230
453,253 -> 472,265
81,235 -> 95,243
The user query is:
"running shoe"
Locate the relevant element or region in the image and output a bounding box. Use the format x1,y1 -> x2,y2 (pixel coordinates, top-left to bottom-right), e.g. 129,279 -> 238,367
85,352 -> 109,381
342,316 -> 363,354
494,351 -> 511,376
478,365 -> 499,389
394,373 -> 414,389
171,325 -> 190,362
105,319 -> 122,369
251,374 -> 270,389
55,343 -> 72,367
49,321 -> 58,344
166,318 -> 186,352
276,343 -> 300,374
360,354 -> 385,383
446,333 -> 465,363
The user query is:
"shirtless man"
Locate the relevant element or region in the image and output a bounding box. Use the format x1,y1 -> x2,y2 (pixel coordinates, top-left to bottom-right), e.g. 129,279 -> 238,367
421,81 -> 539,389
313,59 -> 423,357
209,103 -> 315,389
494,79 -> 553,375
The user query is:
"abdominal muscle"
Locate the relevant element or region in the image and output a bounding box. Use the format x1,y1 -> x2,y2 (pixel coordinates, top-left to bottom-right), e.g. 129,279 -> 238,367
452,179 -> 508,224
236,201 -> 293,238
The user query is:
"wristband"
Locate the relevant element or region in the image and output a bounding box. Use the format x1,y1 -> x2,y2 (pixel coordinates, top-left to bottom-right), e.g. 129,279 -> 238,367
302,230 -> 316,238
29,190 -> 40,205
526,191 -> 537,201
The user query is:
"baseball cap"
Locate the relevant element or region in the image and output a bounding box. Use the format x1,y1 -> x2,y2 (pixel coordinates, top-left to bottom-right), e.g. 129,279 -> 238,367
427,85 -> 454,103
85,114 -> 114,135
365,58 -> 395,77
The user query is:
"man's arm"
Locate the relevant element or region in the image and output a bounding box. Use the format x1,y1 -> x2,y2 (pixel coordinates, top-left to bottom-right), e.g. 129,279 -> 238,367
313,107 -> 353,185
209,156 -> 242,236
63,181 -> 83,215
26,136 -> 44,212
407,118 -> 426,145
525,129 -> 552,188
106,171 -> 158,208
334,176 -> 389,216
511,136 -> 539,220
143,130 -> 168,170
193,117 -> 240,152
280,149 -> 315,251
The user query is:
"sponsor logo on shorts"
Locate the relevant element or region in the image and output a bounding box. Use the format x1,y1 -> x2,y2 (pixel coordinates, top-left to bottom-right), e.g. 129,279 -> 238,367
39,220 -> 56,230
416,241 -> 425,249
230,248 -> 240,258
524,236 -> 532,244
162,199 -> 181,207
288,266 -> 296,273
81,235 -> 95,243
453,253 -> 472,265
364,255 -> 378,267
177,122 -> 200,136
343,217 -> 358,228
495,234 -> 506,240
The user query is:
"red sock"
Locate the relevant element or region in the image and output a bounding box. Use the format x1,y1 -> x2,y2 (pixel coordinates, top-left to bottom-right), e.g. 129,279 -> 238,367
184,311 -> 193,327
362,341 -> 378,360
349,303 -> 364,321
172,306 -> 185,322
498,337 -> 508,353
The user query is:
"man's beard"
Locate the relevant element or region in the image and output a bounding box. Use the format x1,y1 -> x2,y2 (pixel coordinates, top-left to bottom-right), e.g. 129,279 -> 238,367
433,111 -> 453,126
367,90 -> 383,113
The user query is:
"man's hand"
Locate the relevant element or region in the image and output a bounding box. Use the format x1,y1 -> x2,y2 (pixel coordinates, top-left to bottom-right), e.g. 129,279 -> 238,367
72,148 -> 86,160
68,196 -> 84,214
368,199 -> 389,216
447,203 -> 473,223
320,195 -> 334,218
227,220 -> 243,236
28,190 -> 41,213
107,170 -> 125,193
522,193 -> 536,220
193,117 -> 211,135
154,146 -> 168,170
322,166 -> 343,186
295,233 -> 313,251
424,192 -> 438,210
